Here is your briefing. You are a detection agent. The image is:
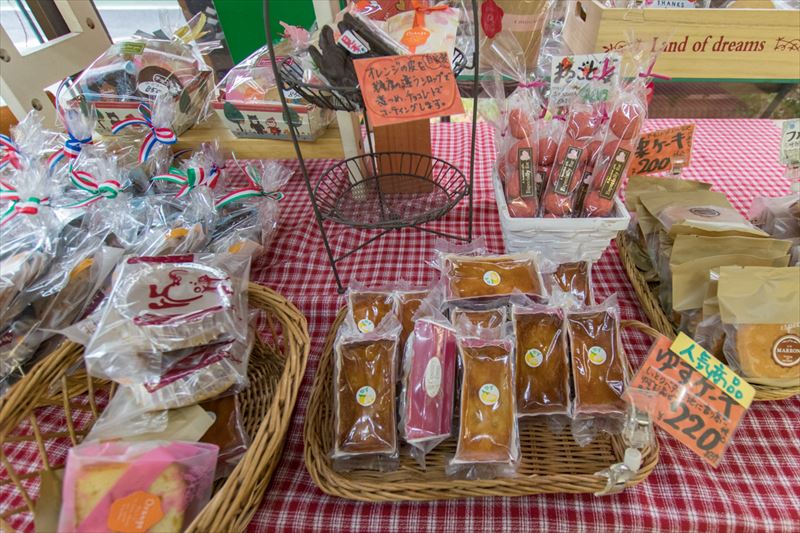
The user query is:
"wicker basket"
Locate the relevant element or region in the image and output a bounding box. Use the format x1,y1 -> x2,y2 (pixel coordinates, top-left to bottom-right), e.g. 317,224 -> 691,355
0,283 -> 310,532
303,309 -> 659,501
616,232 -> 800,402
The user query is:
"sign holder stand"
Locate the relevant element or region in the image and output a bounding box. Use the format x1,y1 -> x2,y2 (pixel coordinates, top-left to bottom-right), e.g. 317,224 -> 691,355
264,0 -> 480,293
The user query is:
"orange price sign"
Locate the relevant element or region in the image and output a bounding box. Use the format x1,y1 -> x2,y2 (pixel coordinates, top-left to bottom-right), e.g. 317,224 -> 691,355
632,123 -> 695,175
353,52 -> 464,128
624,334 -> 753,467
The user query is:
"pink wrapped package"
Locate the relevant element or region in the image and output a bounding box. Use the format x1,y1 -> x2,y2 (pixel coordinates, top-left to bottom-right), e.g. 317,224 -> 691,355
401,318 -> 457,457
58,441 -> 218,533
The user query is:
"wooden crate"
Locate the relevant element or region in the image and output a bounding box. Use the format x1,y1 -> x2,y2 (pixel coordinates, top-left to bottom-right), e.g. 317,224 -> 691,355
563,0 -> 800,81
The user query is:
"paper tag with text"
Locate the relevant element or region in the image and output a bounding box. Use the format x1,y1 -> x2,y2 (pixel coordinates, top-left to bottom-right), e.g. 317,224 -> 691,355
550,52 -> 620,107
632,124 -> 695,175
337,30 -> 370,55
353,53 -> 464,128
780,119 -> 800,166
624,334 -> 751,467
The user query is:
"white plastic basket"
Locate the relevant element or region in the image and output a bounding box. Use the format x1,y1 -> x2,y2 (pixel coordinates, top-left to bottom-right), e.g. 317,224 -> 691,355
492,173 -> 631,263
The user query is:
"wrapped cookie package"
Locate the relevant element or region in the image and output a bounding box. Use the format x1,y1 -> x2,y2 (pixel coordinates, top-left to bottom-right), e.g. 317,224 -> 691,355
718,266 -> 800,387
84,252 -> 250,384
57,440 -> 218,533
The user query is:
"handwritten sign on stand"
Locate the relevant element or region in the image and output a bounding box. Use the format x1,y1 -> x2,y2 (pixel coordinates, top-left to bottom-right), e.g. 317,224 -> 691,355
624,333 -> 754,467
631,124 -> 695,175
353,52 -> 464,128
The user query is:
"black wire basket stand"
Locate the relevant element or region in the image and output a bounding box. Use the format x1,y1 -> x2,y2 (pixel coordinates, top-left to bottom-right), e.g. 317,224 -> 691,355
263,0 -> 480,293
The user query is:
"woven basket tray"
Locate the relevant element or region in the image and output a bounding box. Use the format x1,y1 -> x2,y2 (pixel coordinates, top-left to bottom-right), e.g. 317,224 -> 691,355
616,231 -> 800,402
303,309 -> 659,501
0,283 -> 310,532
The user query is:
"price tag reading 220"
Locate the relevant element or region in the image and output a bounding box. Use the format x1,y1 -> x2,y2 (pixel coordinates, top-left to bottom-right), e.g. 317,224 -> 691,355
624,334 -> 754,467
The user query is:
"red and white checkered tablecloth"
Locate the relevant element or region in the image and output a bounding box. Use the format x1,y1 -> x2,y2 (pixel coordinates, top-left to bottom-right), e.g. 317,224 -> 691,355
2,119 -> 798,532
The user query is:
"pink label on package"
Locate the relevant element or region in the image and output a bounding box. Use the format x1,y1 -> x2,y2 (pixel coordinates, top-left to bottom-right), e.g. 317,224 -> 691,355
404,320 -> 457,442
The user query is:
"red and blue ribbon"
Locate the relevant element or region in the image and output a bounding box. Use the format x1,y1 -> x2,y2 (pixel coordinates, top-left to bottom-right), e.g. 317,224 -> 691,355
67,169 -> 122,208
0,135 -> 24,171
111,103 -> 177,163
48,131 -> 93,172
0,180 -> 49,225
152,164 -> 220,199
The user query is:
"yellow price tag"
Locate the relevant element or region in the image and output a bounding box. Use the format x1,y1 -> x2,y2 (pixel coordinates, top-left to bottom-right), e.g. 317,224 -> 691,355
670,332 -> 755,408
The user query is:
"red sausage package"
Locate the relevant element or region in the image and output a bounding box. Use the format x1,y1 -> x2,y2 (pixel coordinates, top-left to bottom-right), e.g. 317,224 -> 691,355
481,29 -> 546,218
582,45 -> 661,218
540,100 -> 607,218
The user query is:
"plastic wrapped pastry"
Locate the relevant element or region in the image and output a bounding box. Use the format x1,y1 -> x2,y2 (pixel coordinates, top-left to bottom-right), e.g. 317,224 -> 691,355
567,297 -> 627,416
57,441 -> 218,533
396,289 -> 428,345
400,318 -> 457,457
450,306 -> 507,339
440,253 -> 546,302
719,266 -> 800,386
129,330 -> 254,411
332,325 -> 400,469
200,396 -> 250,479
347,289 -> 397,334
512,304 -> 570,416
85,253 -> 250,384
451,336 -> 518,474
550,261 -> 593,305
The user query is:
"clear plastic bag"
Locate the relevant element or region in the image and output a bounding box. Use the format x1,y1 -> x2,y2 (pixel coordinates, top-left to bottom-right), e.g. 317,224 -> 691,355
548,261 -> 593,305
450,304 -> 507,339
128,329 -> 253,411
512,303 -> 570,416
62,14 -> 216,138
200,395 -> 251,479
0,110 -> 59,175
57,440 -> 218,533
332,321 -> 401,471
0,238 -> 121,394
450,335 -> 518,478
84,253 -> 250,384
346,285 -> 398,335
566,295 -> 627,417
400,310 -> 457,467
437,251 -> 547,303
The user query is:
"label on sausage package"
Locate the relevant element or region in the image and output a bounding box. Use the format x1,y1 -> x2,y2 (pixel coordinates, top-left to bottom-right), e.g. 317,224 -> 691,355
599,147 -> 631,200
518,147 -> 536,198
553,147 -> 583,196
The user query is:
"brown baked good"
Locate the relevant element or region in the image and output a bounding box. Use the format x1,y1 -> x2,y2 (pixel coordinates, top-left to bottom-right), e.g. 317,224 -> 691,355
454,338 -> 516,463
513,309 -> 570,415
567,308 -> 627,415
397,290 -> 427,345
335,338 -> 397,456
551,261 -> 592,304
451,307 -> 506,338
732,323 -> 800,380
444,255 -> 544,301
348,291 -> 396,334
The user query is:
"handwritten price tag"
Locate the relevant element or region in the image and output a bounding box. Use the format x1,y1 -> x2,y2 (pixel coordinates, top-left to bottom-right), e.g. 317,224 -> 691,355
353,53 -> 464,128
780,119 -> 800,166
632,124 -> 695,175
624,334 -> 753,467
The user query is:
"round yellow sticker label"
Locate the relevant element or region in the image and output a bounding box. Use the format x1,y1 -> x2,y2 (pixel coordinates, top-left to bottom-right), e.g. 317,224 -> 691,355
479,383 -> 500,406
357,318 -> 375,333
356,386 -> 376,407
525,348 -> 544,368
588,346 -> 608,365
483,270 -> 501,286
